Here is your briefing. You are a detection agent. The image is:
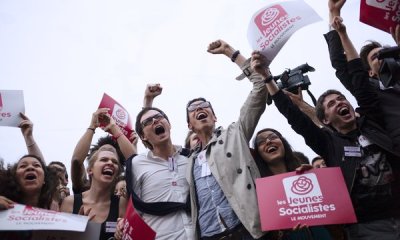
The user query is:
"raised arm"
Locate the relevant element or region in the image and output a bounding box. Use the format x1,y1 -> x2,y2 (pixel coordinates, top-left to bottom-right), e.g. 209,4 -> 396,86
143,84 -> 162,108
71,108 -> 109,193
208,40 -> 267,140
207,39 -> 247,68
324,0 -> 355,92
390,24 -> 400,46
331,16 -> 359,61
19,113 -> 44,161
328,0 -> 346,25
283,89 -> 323,127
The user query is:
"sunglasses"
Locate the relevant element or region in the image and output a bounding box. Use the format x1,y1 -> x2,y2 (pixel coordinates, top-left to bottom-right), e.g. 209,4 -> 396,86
256,133 -> 279,146
187,101 -> 211,112
141,113 -> 164,127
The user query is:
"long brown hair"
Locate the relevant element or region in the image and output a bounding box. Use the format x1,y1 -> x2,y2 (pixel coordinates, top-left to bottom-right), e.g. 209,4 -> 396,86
252,128 -> 300,177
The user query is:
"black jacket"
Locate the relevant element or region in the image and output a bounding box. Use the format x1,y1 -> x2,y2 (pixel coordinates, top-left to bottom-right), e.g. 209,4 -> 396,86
324,30 -> 400,151
272,58 -> 400,221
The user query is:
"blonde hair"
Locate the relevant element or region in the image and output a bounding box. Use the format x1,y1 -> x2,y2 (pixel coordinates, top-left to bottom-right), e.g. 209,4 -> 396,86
87,145 -> 122,184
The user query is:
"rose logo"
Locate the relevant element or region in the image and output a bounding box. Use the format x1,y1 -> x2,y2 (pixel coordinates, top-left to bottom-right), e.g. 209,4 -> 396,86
261,8 -> 280,26
291,176 -> 313,195
116,108 -> 126,120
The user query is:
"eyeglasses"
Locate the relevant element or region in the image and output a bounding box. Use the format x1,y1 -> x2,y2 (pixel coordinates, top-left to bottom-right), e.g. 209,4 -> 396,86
256,133 -> 279,146
187,101 -> 211,112
141,113 -> 164,127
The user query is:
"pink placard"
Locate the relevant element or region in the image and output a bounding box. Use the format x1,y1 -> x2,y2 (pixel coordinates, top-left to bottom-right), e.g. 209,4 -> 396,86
360,0 -> 400,33
98,93 -> 133,139
256,167 -> 357,231
122,197 -> 156,240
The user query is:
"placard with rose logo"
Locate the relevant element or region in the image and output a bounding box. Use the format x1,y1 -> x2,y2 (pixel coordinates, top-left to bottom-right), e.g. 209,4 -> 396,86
98,93 -> 134,140
255,167 -> 357,231
360,0 -> 400,33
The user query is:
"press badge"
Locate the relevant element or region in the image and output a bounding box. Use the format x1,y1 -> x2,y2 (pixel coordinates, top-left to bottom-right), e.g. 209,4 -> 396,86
344,146 -> 362,157
105,221 -> 117,233
168,157 -> 178,172
197,151 -> 212,177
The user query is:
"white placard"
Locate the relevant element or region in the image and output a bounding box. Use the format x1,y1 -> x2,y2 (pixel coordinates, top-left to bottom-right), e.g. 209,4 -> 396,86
0,90 -> 24,127
0,204 -> 89,232
32,221 -> 101,240
247,0 -> 322,65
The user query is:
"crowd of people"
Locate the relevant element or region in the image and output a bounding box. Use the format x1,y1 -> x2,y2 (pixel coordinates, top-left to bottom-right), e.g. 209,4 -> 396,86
1,0 -> 400,239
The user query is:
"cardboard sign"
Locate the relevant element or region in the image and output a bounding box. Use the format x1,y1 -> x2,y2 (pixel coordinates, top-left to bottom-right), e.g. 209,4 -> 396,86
256,168 -> 357,231
360,0 -> 400,33
32,221 -> 101,240
0,204 -> 89,231
122,197 -> 156,240
98,93 -> 133,139
0,90 -> 24,127
247,0 -> 322,65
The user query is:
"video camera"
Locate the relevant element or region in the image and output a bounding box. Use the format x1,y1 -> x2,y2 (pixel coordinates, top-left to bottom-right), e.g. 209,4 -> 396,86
274,63 -> 315,93
377,46 -> 400,88
266,63 -> 317,106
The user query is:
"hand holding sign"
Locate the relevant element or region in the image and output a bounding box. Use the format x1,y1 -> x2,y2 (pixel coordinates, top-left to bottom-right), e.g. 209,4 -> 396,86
295,164 -> 313,174
390,24 -> 400,46
19,112 -> 33,138
98,93 -> 133,139
0,196 -> 14,210
90,108 -> 110,130
98,113 -> 114,132
114,218 -> 124,240
251,51 -> 271,78
78,206 -> 96,221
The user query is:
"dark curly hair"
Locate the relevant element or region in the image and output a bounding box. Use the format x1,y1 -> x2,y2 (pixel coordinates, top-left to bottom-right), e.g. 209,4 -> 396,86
252,128 -> 300,177
0,155 -> 58,209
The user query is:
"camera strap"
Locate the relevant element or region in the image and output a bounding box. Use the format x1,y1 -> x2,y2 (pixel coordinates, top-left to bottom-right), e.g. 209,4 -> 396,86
306,89 -> 317,106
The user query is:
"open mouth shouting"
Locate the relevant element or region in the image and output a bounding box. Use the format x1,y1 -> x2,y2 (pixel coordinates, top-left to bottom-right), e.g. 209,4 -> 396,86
154,125 -> 166,135
196,112 -> 208,120
267,146 -> 278,153
337,104 -> 351,118
24,172 -> 38,181
102,166 -> 115,177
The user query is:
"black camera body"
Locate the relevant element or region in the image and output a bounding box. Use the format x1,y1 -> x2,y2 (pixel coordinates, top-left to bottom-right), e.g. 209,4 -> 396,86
378,46 -> 400,88
275,63 -> 315,93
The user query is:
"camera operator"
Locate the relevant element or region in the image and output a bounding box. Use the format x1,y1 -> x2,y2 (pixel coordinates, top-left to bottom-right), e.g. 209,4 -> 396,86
325,0 -> 400,151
